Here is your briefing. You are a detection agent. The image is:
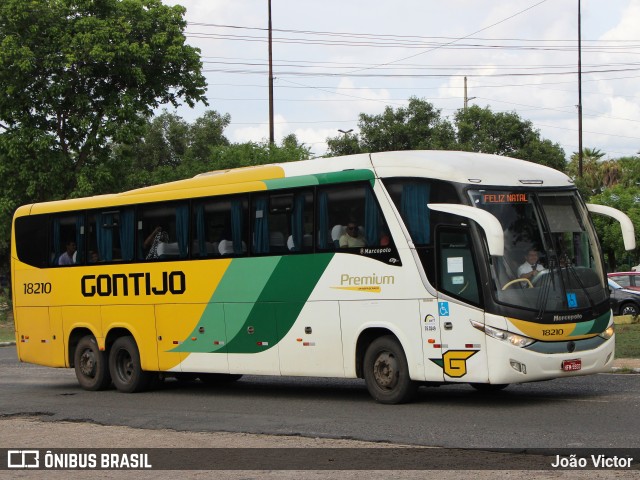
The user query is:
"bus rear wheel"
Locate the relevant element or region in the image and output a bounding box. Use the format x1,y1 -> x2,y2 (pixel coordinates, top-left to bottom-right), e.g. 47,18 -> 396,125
74,336 -> 111,391
363,335 -> 417,404
109,336 -> 152,393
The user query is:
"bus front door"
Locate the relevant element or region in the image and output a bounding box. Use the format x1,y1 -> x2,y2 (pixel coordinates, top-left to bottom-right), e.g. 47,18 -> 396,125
435,228 -> 489,384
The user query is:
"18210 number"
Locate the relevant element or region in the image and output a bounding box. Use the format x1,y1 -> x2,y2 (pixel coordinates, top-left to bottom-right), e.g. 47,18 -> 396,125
23,282 -> 52,295
542,328 -> 564,336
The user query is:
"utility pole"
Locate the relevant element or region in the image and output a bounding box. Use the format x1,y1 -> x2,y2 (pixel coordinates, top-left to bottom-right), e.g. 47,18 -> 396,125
268,0 -> 275,145
463,77 -> 475,111
578,0 -> 583,177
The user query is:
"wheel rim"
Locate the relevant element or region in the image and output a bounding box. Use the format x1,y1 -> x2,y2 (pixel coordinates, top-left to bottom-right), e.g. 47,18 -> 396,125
115,348 -> 134,383
79,348 -> 96,378
622,305 -> 637,315
373,351 -> 399,390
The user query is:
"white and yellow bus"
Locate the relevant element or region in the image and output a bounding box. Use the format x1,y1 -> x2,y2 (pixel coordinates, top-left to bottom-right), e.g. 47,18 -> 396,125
11,151 -> 636,403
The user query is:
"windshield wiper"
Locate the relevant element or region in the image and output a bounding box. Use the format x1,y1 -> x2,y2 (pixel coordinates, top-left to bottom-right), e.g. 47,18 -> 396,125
563,262 -> 597,312
535,256 -> 555,321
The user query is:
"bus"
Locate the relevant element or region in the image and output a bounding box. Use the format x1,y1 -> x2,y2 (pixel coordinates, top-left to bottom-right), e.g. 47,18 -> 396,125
11,150 -> 636,404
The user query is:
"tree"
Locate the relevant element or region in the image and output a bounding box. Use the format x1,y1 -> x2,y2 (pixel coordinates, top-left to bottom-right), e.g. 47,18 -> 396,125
566,148 -> 621,200
207,134 -> 312,172
0,0 -> 207,197
325,97 -> 455,156
453,106 -> 566,170
0,0 -> 207,270
326,131 -> 363,157
590,185 -> 640,271
359,98 -> 456,152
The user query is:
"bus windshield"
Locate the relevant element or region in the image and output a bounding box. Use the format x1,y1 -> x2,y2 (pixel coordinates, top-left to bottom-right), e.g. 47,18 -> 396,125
469,189 -> 607,313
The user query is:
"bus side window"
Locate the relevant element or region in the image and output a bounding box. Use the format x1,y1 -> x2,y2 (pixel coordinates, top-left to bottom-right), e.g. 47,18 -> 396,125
51,214 -> 83,266
138,203 -> 190,261
194,195 -> 248,257
14,215 -> 49,268
88,209 -> 135,263
316,183 -> 390,250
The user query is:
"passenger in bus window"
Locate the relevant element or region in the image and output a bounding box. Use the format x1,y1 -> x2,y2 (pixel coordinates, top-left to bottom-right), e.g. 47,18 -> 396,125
58,240 -> 77,266
517,249 -> 546,280
339,221 -> 366,248
145,226 -> 169,259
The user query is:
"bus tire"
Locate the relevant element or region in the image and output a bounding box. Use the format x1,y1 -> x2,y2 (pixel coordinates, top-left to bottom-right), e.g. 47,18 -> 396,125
363,335 -> 417,404
74,336 -> 111,391
109,336 -> 151,393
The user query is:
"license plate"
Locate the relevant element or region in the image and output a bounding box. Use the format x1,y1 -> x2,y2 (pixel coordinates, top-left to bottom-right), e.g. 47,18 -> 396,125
562,359 -> 582,372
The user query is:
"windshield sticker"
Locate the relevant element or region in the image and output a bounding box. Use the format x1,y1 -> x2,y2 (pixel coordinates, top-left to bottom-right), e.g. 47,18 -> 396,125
447,257 -> 464,273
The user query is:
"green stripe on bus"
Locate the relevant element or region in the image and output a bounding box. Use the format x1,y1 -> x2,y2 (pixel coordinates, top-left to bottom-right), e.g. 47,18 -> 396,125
173,253 -> 333,354
570,311 -> 611,337
263,169 -> 375,190
171,256 -> 280,353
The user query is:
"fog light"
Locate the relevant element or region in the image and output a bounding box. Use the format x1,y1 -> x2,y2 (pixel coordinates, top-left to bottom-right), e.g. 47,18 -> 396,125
510,359 -> 527,374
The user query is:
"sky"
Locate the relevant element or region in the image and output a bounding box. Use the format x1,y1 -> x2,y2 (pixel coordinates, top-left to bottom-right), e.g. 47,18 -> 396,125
162,0 -> 640,160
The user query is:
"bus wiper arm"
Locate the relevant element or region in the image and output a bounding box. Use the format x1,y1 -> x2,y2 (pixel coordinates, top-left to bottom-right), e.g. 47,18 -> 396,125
535,260 -> 555,321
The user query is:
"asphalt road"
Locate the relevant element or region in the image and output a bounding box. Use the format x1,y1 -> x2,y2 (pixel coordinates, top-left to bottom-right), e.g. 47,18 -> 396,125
1,345 -> 639,449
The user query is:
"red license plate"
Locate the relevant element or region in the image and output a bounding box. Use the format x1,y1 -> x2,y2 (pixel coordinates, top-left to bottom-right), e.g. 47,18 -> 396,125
562,359 -> 582,372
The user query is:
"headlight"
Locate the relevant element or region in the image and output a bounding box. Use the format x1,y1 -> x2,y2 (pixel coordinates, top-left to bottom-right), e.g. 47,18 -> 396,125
471,320 -> 536,347
599,324 -> 615,340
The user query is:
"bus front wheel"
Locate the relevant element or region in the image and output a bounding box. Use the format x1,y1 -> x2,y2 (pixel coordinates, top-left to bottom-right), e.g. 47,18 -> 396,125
363,335 -> 417,404
74,336 -> 111,391
109,336 -> 152,393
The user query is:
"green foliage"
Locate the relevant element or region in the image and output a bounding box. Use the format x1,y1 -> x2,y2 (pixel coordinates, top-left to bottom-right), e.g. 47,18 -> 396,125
0,0 -> 208,269
453,106 -> 566,170
358,97 -> 456,152
325,101 -> 566,171
326,132 -> 363,157
0,0 -> 207,184
590,184 -> 640,270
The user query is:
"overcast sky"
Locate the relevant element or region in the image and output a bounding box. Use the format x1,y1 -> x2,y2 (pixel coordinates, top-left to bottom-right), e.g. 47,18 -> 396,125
162,0 -> 640,160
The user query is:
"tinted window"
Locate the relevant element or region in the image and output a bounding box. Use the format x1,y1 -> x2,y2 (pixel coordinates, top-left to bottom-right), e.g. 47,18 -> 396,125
15,215 -> 48,268
316,183 -> 390,250
138,203 -> 190,261
193,195 -> 249,257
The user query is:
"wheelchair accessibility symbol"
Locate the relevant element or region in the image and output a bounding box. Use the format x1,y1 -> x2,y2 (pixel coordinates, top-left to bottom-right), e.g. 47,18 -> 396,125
438,301 -> 450,316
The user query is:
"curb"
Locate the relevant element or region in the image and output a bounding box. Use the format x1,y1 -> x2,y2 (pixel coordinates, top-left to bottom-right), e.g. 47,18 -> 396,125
0,341 -> 15,347
611,366 -> 640,374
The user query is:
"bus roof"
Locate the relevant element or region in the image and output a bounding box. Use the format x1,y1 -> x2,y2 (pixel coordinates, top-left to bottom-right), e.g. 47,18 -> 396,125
18,151 -> 573,216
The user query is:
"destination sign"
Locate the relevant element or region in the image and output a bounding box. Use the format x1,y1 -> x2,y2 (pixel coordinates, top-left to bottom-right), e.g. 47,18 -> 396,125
481,193 -> 529,204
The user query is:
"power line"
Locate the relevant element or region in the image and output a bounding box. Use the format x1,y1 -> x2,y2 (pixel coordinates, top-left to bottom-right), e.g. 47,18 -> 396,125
188,22 -> 640,45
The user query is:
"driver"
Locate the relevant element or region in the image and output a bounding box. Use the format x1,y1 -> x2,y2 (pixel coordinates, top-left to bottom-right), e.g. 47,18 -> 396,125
517,249 -> 546,280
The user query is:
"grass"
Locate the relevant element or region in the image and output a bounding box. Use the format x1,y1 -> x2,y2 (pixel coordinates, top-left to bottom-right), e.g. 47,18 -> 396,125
0,293 -> 13,343
614,320 -> 640,359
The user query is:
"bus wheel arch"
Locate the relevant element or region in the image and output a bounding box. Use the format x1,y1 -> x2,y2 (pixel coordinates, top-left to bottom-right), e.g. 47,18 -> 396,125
357,329 -> 418,404
72,332 -> 111,391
